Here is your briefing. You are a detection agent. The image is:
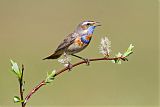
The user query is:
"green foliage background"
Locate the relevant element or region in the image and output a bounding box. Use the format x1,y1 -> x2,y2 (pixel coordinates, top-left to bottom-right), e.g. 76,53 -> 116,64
0,0 -> 158,107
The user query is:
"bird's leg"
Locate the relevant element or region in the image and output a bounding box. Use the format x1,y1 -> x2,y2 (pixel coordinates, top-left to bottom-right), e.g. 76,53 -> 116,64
63,53 -> 73,71
71,54 -> 90,65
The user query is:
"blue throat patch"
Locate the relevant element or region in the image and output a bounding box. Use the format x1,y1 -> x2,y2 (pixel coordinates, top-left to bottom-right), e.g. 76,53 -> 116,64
81,35 -> 92,44
88,26 -> 96,34
81,26 -> 95,44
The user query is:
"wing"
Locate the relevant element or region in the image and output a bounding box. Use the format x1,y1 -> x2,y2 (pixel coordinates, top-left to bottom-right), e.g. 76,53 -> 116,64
55,33 -> 77,52
43,33 -> 77,60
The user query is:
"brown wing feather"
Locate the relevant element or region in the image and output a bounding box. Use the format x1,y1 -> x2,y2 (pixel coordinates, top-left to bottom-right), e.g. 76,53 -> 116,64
43,33 -> 76,60
55,33 -> 76,51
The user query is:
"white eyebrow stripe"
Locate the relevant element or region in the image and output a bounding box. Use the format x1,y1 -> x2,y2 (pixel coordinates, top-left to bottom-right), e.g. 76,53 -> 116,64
82,21 -> 95,25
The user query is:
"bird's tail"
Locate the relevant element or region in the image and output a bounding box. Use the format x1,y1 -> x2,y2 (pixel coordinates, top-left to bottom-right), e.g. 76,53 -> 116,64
43,50 -> 63,60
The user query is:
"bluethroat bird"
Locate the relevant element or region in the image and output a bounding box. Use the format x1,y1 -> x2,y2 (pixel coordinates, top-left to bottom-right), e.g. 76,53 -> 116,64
43,20 -> 101,66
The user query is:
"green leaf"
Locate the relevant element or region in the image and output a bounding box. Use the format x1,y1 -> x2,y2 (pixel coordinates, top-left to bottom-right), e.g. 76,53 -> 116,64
112,44 -> 134,64
117,60 -> 121,64
13,96 -> 24,103
13,96 -> 20,103
45,70 -> 56,84
112,59 -> 121,64
112,52 -> 122,64
10,60 -> 22,79
123,44 -> 134,57
111,60 -> 116,63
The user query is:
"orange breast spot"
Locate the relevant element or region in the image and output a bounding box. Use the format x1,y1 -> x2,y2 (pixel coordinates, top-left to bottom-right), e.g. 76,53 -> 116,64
86,34 -> 92,40
75,38 -> 83,46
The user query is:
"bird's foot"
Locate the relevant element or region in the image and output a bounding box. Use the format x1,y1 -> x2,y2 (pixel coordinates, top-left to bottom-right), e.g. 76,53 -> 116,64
83,58 -> 90,66
66,62 -> 73,71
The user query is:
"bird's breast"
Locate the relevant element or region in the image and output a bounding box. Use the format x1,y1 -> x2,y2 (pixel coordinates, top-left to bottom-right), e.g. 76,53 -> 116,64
85,34 -> 92,41
81,34 -> 92,44
75,37 -> 84,46
65,37 -> 88,55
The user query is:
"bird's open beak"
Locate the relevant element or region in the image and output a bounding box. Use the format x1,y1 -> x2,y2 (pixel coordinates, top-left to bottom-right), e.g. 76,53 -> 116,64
94,22 -> 101,27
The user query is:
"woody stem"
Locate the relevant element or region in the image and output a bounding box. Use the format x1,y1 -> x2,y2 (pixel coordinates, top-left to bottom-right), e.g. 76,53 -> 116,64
22,56 -> 126,107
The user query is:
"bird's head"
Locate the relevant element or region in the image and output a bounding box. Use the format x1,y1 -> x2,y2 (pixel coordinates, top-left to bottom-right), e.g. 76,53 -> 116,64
75,20 -> 101,35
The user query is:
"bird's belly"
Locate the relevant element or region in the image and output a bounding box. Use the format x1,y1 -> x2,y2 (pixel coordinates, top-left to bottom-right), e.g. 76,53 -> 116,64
66,42 -> 88,55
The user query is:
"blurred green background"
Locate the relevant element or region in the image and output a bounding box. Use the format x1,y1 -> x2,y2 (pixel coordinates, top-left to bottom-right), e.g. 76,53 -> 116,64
0,0 -> 158,107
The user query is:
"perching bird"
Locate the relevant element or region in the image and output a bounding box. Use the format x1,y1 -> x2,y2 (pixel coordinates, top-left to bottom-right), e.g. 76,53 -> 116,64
43,20 -> 101,64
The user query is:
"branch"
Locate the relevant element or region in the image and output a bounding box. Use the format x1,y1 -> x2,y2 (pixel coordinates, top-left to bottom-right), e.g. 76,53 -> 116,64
22,56 -> 127,107
19,64 -> 24,107
11,38 -> 134,107
55,56 -> 126,76
23,80 -> 46,107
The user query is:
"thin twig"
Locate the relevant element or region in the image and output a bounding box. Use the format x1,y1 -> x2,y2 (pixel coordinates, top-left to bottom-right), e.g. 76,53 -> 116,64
55,56 -> 125,76
22,56 -> 126,107
19,64 -> 24,107
23,80 -> 46,107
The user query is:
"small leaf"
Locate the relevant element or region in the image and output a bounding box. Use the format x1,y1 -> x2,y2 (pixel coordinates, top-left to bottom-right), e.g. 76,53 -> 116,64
10,60 -> 22,79
112,44 -> 134,64
117,60 -> 121,64
121,57 -> 128,61
13,96 -> 20,103
111,60 -> 116,63
123,44 -> 134,57
112,52 -> 122,64
45,70 -> 56,84
113,59 -> 121,64
13,96 -> 24,103
128,44 -> 134,50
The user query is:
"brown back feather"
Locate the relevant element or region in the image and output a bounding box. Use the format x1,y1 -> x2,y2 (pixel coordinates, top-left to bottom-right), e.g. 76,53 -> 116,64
43,33 -> 76,60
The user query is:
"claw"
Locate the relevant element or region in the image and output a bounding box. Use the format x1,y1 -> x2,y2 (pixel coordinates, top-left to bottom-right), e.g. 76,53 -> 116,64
67,62 -> 73,71
84,58 -> 90,66
71,54 -> 90,65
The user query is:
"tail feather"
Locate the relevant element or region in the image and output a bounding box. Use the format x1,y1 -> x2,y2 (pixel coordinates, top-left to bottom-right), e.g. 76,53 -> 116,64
43,52 -> 63,60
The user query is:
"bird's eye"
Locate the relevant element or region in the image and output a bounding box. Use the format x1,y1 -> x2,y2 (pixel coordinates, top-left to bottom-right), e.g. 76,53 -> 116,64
87,23 -> 90,26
